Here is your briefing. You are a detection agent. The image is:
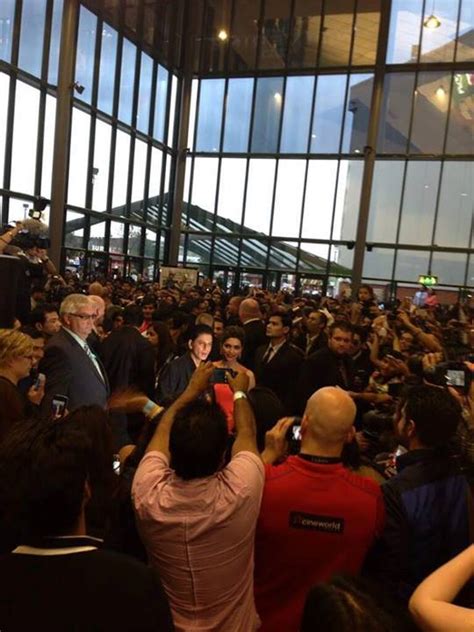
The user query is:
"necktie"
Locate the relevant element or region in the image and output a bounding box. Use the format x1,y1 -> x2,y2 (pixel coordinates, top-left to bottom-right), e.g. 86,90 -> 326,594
85,344 -> 105,383
262,346 -> 274,364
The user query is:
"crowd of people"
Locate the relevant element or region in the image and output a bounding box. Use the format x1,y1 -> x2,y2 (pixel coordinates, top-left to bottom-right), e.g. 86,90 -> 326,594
0,228 -> 474,631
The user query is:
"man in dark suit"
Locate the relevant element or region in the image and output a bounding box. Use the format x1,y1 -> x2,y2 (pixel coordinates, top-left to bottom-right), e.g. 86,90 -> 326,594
239,298 -> 267,371
0,419 -> 174,632
40,294 -> 109,415
294,309 -> 328,358
254,312 -> 303,413
297,321 -> 354,414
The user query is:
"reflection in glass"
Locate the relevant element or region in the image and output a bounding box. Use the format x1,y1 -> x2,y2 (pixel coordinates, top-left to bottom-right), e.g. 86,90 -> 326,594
434,162 -> 473,248
41,96 -> 57,199
377,73 -> 416,153
191,158 -> 219,219
11,82 -> 40,195
446,72 -> 474,155
145,229 -> 157,258
431,251 -> 468,286
367,161 -> 404,242
280,76 -> 314,153
67,108 -> 90,207
167,74 -> 178,147
362,248 -> 395,279
259,0 -> 291,69
110,222 -> 125,254
387,0 -> 423,64
352,0 -> 380,65
456,0 -> 474,62
302,160 -> 338,239
137,52 -> 153,134
288,0 -> 322,68
212,238 -> 240,266
186,236 -> 212,265
188,79 -> 199,151
97,24 -> 117,115
89,221 -> 106,251
320,0 -> 355,67
0,73 -> 10,188
128,225 -> 142,256
153,65 -> 169,142
196,80 -> 225,152
398,161 -> 441,245
48,0 -> 64,85
251,78 -> 284,153
272,160 -> 306,237
118,39 -> 137,125
410,71 -> 450,154
217,158 -> 247,224
200,0 -> 232,74
92,120 -> 112,212
229,0 -> 259,72
395,249 -> 430,281
0,0 -> 16,62
112,130 -> 131,209
65,211 -> 85,249
420,0 -> 461,63
244,159 -> 277,234
75,7 -> 97,104
239,240 -> 268,268
311,75 -> 346,153
223,78 -> 254,152
19,0 -> 47,77
131,138 -> 147,205
342,74 -> 373,153
335,160 -> 363,241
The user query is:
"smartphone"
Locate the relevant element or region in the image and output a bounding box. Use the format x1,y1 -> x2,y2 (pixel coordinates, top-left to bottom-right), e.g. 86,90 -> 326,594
286,417 -> 302,454
445,369 -> 466,389
113,454 -> 121,475
51,394 -> 69,420
34,372 -> 45,390
212,368 -> 237,384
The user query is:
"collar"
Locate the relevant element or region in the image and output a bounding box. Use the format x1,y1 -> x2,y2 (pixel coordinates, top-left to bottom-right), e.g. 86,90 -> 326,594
268,339 -> 286,354
63,327 -> 88,350
396,448 -> 437,472
298,453 -> 342,465
243,318 -> 261,325
13,535 -> 103,556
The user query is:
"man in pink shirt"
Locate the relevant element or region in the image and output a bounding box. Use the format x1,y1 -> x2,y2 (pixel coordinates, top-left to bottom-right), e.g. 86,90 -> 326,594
132,363 -> 264,632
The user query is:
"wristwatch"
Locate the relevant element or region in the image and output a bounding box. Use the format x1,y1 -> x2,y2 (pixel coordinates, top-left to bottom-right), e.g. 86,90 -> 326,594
233,391 -> 247,402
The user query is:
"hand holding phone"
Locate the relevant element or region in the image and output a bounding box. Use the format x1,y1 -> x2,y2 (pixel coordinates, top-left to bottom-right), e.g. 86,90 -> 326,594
51,394 -> 69,420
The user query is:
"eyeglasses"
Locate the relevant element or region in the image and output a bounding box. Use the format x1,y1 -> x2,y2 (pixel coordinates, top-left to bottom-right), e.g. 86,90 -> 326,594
68,313 -> 96,321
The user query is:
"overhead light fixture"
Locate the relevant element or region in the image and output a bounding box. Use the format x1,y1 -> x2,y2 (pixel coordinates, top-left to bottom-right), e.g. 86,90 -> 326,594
274,92 -> 282,104
423,14 -> 441,29
217,29 -> 228,41
435,85 -> 446,98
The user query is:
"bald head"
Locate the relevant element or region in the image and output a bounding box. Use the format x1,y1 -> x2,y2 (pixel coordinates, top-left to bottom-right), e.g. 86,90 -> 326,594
88,282 -> 105,297
239,298 -> 262,322
303,387 -> 356,448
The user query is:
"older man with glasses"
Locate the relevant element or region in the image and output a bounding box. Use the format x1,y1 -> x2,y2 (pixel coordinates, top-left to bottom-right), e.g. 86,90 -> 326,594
40,294 -> 109,416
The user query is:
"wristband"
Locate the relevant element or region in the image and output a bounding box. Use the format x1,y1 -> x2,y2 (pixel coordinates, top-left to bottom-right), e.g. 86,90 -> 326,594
142,399 -> 158,415
233,391 -> 247,402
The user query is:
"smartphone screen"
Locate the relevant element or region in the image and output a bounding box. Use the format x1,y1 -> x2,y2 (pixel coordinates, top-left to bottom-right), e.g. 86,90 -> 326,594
446,369 -> 465,388
51,395 -> 69,420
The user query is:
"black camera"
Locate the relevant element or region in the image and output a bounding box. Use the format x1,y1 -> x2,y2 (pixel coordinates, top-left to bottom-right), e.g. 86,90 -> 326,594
286,417 -> 302,454
423,361 -> 472,395
211,368 -> 237,384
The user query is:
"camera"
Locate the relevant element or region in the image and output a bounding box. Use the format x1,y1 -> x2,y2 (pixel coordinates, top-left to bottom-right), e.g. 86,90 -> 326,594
423,361 -> 472,395
212,367 -> 237,384
286,417 -> 302,454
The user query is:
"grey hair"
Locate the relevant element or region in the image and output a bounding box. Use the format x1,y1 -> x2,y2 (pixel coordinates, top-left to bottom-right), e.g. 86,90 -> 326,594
59,293 -> 92,317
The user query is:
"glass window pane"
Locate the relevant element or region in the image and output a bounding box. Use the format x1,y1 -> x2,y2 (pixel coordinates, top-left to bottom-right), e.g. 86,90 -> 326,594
131,138 -> 147,205
410,71 -> 450,154
420,0 -> 461,63
145,229 -> 156,258
367,161 -> 404,242
468,256 -> 474,287
446,72 -> 474,155
128,225 -> 142,256
239,239 -> 269,268
457,0 -> 474,62
302,160 -> 338,239
0,0 -> 15,62
196,79 -> 225,152
65,211 -> 85,249
153,64 -> 169,142
188,79 -> 198,151
75,7 -> 97,104
163,153 -> 171,197
251,77 -> 284,153
217,158 -> 247,224
311,75 -> 346,153
342,74 -> 373,153
190,158 -> 219,218
167,74 -> 178,147
434,162 -> 473,248
223,78 -> 253,152
377,73 -> 415,153
259,0 -> 291,70
288,0 -> 322,68
363,248 -> 395,279
92,119 -> 112,212
320,0 -> 355,67
243,159 -> 277,234
149,147 -> 163,199
118,38 -> 137,125
11,82 -> 40,195
213,237 -> 240,267
272,160 -> 306,237
334,160 -> 363,240
398,161 -> 441,245
112,130 -> 131,210
431,251 -> 467,286
395,249 -> 430,281
97,23 -> 118,115
229,0 -> 259,71
41,95 -> 57,199
137,52 -> 153,134
89,220 -> 106,251
48,0 -> 63,85
18,0 -> 46,77
280,76 -> 314,153
200,0 -> 232,74
0,73 -> 9,188
352,0 -> 380,65
387,0 -> 423,64
110,221 -> 124,254
67,108 -> 90,207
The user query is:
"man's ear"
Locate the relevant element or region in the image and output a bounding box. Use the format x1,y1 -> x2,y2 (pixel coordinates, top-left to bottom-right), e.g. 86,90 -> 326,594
345,425 -> 356,444
405,419 -> 416,439
188,338 -> 193,350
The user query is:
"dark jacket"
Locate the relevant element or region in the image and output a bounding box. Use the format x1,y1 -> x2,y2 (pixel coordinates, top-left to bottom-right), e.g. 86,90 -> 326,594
255,341 -> 304,414
157,352 -> 196,404
242,319 -> 267,371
